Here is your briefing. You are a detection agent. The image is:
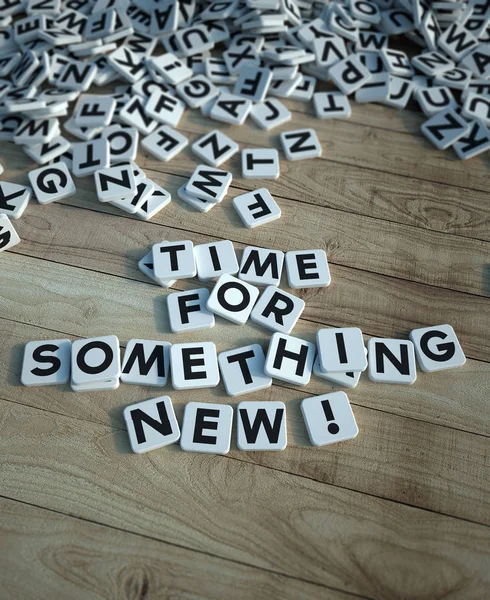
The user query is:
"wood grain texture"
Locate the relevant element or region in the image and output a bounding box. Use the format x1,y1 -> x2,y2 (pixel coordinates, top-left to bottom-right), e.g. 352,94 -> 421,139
7,209 -> 490,363
1,497 -> 355,600
1,400 -> 490,600
57,168 -> 490,297
2,86 -> 490,599
282,94 -> 425,135
5,142 -> 490,294
179,106 -> 490,193
4,114 -> 490,247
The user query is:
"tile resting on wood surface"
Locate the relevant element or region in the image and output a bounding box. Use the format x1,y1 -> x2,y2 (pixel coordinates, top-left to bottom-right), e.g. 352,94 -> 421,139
0,181 -> 31,218
177,183 -> 217,212
238,245 -> 284,287
264,332 -> 316,387
28,162 -> 76,205
185,164 -> 232,203
191,129 -> 239,167
70,335 -> 121,392
233,188 -> 281,228
367,338 -> 417,385
141,125 -> 188,162
279,128 -> 322,161
206,273 -> 260,325
167,288 -> 216,333
409,324 -> 466,373
218,343 -> 272,397
180,402 -> 233,454
138,250 -> 177,288
421,108 -> 470,150
152,239 -> 196,281
241,148 -> 280,179
317,327 -> 368,374
94,164 -> 136,203
301,392 -> 359,447
170,343 -> 220,390
285,249 -> 331,289
124,396 -> 180,454
250,286 -> 305,335
250,97 -> 291,130
120,339 -> 171,387
194,239 -> 239,281
313,91 -> 351,120
236,400 -> 287,451
21,338 -> 71,386
0,214 -> 20,252
72,138 -> 110,177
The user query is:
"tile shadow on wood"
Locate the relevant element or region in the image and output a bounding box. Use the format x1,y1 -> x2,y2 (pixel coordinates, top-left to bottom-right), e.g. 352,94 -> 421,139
8,343 -> 25,388
483,265 -> 490,297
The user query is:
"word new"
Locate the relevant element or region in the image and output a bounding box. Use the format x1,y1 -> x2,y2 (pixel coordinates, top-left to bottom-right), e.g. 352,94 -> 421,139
122,393 -> 358,454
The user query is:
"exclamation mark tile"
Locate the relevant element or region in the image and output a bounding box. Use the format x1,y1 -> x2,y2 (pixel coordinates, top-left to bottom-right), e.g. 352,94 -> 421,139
301,392 -> 359,447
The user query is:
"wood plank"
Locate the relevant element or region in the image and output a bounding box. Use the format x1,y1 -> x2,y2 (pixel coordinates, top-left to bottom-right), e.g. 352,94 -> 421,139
282,93 -> 424,136
96,78 -> 423,136
1,400 -> 489,599
178,105 -> 490,194
7,203 -> 490,362
97,82 -> 470,194
86,166 -> 490,297
5,141 -> 490,295
217,159 -> 490,244
1,497 -> 351,600
2,309 -> 489,525
4,122 -> 490,247
35,102 -> 478,196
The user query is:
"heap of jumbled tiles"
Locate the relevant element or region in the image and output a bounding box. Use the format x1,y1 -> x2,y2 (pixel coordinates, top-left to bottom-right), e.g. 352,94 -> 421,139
21,237 -> 466,454
2,1 -> 490,249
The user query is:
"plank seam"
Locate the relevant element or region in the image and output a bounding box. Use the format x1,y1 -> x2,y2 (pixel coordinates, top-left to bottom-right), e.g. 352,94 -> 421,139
0,493 -> 370,600
1,385 -> 489,527
21,193 -> 490,299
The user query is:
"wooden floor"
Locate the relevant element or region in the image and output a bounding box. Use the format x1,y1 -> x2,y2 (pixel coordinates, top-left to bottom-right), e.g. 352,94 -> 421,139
1,97 -> 490,600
